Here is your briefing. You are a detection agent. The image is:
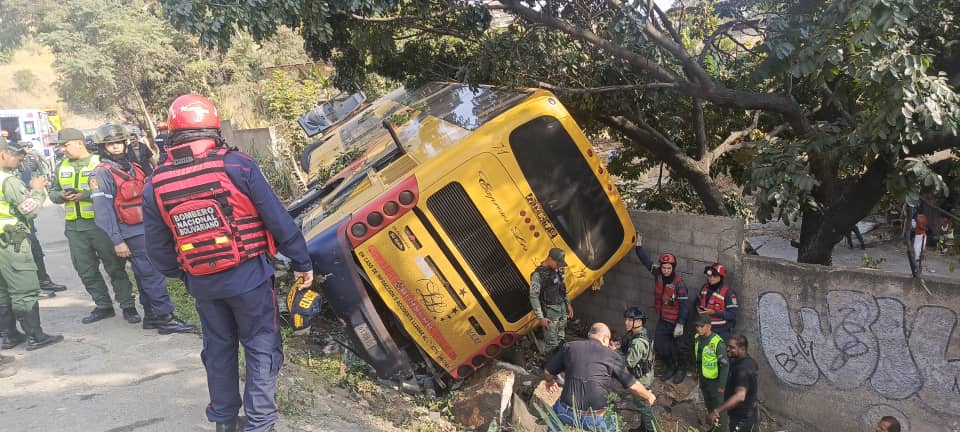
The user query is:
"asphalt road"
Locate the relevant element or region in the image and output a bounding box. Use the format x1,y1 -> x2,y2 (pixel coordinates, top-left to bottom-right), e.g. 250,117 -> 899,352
0,203 -> 215,431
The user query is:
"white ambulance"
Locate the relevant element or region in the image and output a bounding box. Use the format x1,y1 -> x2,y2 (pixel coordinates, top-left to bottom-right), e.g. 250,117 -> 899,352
0,109 -> 56,157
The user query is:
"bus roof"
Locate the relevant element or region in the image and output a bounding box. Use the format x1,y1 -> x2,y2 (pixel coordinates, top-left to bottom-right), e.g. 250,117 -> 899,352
303,83 -> 537,179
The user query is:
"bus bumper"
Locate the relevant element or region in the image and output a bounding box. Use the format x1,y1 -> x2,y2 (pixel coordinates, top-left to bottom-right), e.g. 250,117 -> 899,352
307,220 -> 414,379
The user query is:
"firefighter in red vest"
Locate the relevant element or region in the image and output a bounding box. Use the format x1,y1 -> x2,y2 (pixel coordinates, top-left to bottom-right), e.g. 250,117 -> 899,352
142,95 -> 313,432
635,238 -> 692,384
89,123 -> 195,335
696,263 -> 738,341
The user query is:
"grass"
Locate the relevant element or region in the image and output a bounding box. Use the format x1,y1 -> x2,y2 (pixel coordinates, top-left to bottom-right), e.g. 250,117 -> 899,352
165,278 -> 201,329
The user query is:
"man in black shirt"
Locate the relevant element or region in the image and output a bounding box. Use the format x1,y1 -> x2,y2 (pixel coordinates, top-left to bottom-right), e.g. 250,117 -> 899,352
707,334 -> 758,432
544,322 -> 656,431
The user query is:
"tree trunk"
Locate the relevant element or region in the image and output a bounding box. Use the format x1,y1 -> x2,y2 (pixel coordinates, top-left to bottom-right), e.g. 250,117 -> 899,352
126,75 -> 159,159
797,158 -> 891,265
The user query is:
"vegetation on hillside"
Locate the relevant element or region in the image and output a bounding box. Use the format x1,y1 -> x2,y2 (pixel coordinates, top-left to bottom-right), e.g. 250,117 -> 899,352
162,0 -> 960,265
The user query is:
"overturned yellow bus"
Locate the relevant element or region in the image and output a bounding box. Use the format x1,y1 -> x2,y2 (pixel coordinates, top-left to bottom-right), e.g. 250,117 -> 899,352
290,83 -> 636,388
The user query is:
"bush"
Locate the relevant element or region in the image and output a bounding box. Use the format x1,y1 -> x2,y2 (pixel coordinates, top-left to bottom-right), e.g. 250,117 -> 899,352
13,69 -> 37,92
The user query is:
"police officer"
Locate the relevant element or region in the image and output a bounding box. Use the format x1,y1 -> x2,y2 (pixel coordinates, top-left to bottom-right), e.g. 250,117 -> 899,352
50,128 -> 137,324
707,335 -> 758,432
694,314 -> 729,431
143,94 -> 313,432
635,238 -> 691,384
619,308 -> 658,432
544,322 -> 656,432
695,263 -> 738,341
529,247 -> 574,358
16,140 -> 68,296
89,123 -> 195,334
0,139 -> 63,351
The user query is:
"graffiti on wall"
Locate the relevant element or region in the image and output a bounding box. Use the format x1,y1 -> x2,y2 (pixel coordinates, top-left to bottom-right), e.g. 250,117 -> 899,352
758,290 -> 960,417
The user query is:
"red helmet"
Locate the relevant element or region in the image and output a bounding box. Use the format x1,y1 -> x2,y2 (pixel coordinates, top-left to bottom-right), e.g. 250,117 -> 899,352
704,263 -> 727,278
168,94 -> 220,131
658,253 -> 677,265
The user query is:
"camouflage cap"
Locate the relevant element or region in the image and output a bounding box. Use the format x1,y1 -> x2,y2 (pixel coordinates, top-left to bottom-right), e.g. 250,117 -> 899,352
548,247 -> 567,266
0,140 -> 25,153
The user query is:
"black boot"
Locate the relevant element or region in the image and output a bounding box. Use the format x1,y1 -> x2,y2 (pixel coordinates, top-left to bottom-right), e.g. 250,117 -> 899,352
153,314 -> 196,335
39,279 -> 67,292
671,366 -> 686,384
0,305 -> 26,350
17,303 -> 63,351
215,416 -> 246,432
142,306 -> 158,330
81,307 -> 115,324
122,307 -> 141,324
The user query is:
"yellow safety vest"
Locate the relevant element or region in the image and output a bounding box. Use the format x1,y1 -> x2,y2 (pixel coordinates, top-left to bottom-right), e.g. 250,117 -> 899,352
58,155 -> 100,221
0,171 -> 19,228
696,333 -> 723,380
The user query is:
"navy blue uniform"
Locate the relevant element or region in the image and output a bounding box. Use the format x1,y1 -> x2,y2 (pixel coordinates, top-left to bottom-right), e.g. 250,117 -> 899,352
635,246 -> 693,372
91,159 -> 175,317
143,151 -> 311,432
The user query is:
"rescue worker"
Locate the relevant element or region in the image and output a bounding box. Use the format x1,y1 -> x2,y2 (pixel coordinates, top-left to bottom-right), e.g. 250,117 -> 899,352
695,263 -> 738,341
0,139 -> 63,351
16,141 -> 67,296
529,247 -> 574,358
619,308 -> 658,432
706,335 -> 757,432
635,238 -> 691,384
89,123 -> 195,334
544,322 -> 656,432
694,314 -> 729,432
143,94 -> 313,432
50,128 -> 137,324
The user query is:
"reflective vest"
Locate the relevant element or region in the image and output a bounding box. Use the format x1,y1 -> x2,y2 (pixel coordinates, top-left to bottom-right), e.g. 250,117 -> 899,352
58,155 -> 100,220
0,171 -> 19,228
699,284 -> 730,326
152,139 -> 277,276
696,333 -> 723,380
655,274 -> 684,323
99,162 -> 146,225
534,265 -> 566,306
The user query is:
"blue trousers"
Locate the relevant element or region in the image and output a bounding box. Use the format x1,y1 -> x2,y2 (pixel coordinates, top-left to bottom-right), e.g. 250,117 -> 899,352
126,234 -> 174,316
195,280 -> 283,432
549,400 -> 619,432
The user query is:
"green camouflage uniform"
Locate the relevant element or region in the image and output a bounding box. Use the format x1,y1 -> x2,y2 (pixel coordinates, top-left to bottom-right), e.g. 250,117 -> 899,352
529,265 -> 568,356
623,327 -> 658,431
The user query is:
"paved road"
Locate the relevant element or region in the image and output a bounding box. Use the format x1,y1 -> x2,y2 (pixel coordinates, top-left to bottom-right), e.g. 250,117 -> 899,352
0,203 -> 216,431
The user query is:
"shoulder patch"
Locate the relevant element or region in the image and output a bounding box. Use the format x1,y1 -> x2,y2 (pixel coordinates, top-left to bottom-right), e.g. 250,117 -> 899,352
89,178 -> 99,190
731,294 -> 738,305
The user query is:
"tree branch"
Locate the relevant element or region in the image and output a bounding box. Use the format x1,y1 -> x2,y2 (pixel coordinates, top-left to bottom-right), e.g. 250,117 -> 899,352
706,111 -> 763,164
500,0 -> 678,82
537,81 -> 679,94
653,5 -> 682,45
819,83 -> 854,123
692,99 -> 708,160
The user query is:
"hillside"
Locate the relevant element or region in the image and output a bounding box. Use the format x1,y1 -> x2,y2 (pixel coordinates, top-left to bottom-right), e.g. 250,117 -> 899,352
0,42 -> 104,129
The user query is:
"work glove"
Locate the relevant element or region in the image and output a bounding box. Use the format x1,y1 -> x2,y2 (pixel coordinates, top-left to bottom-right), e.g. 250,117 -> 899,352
673,323 -> 684,337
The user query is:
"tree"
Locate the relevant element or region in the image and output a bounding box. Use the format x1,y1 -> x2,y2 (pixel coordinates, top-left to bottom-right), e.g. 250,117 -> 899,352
161,0 -> 960,265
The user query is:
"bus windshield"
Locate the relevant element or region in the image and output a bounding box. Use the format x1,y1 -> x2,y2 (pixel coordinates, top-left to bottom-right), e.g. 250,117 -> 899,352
509,116 -> 624,270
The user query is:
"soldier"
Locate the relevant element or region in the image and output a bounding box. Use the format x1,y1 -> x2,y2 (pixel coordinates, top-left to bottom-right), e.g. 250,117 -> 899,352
694,314 -> 729,431
619,307 -> 658,432
89,124 -> 194,334
529,247 -> 574,358
49,128 -> 137,324
143,94 -> 312,432
15,140 -> 67,296
0,140 -> 63,351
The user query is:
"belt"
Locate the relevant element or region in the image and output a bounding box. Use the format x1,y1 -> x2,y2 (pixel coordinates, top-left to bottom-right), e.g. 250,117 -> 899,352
561,402 -> 607,417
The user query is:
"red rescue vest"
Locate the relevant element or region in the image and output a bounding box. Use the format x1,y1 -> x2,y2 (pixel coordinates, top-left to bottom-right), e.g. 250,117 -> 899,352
151,139 -> 277,276
655,274 -> 683,323
699,284 -> 730,326
99,162 -> 146,225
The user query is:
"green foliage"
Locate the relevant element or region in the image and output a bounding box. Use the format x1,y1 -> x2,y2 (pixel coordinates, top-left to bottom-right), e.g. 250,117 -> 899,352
861,253 -> 886,270
311,147 -> 365,186
165,277 -> 200,331
12,69 -> 37,92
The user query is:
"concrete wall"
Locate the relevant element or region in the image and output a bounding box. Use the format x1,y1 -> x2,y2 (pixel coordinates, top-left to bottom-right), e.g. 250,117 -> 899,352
573,210 -> 744,338
573,210 -> 960,432
221,120 -> 277,159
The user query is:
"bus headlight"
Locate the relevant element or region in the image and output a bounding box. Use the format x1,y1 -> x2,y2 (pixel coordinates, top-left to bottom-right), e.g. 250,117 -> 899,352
350,223 -> 368,238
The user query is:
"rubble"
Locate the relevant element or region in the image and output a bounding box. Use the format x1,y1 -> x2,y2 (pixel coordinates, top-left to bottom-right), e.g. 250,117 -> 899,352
449,364 -> 516,430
